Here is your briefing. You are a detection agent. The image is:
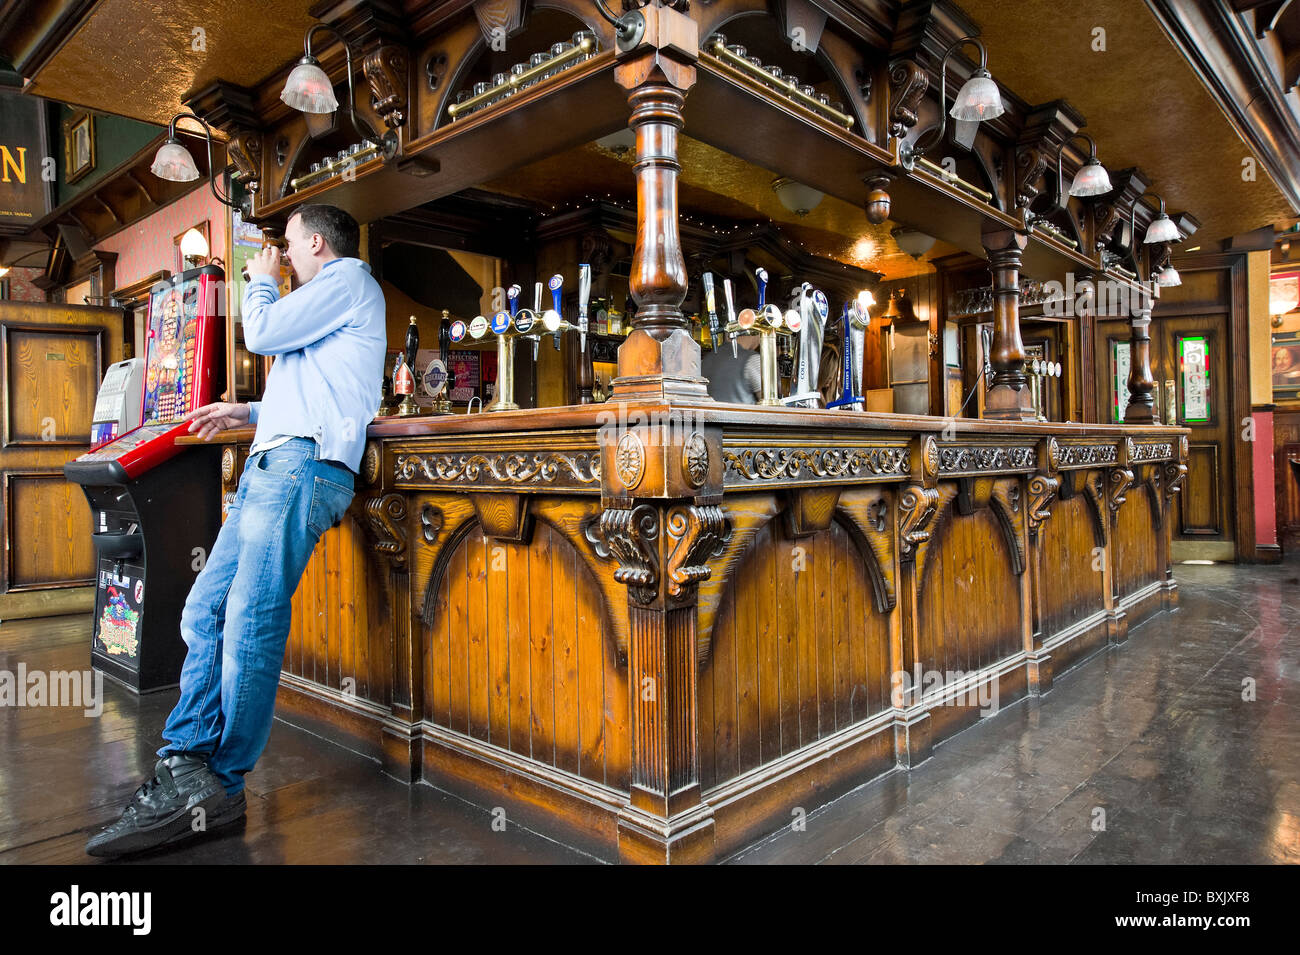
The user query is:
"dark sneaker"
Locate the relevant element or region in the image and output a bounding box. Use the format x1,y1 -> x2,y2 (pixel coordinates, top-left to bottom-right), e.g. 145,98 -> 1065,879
207,789 -> 247,829
85,754 -> 226,858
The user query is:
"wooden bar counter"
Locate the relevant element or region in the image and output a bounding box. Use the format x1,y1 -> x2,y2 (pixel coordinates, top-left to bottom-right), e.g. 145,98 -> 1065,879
183,406 -> 1186,863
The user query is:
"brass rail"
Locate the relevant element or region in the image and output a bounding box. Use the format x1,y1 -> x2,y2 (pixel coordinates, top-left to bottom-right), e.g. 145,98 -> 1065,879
289,141 -> 383,192
448,36 -> 595,120
914,156 -> 994,203
706,38 -> 854,130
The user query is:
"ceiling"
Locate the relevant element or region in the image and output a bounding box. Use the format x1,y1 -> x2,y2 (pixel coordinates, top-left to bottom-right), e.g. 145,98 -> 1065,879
958,0 -> 1297,241
483,134 -> 957,281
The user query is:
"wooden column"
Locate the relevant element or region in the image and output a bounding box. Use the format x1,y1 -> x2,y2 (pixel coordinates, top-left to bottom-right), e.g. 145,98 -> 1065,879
1123,286 -> 1159,423
1077,270 -> 1099,423
981,227 -> 1036,421
611,5 -> 707,402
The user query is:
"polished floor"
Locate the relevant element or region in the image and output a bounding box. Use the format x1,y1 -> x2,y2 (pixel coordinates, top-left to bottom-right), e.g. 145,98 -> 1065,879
1,557 -> 1296,865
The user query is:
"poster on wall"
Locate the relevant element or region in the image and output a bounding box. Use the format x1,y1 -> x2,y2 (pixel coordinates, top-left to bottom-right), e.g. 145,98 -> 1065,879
1274,331 -> 1300,402
1180,336 -> 1210,423
1112,340 -> 1131,423
449,351 -> 481,404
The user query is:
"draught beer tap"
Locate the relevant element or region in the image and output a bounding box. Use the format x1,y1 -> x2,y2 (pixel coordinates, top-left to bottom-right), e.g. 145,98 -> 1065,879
722,277 -> 738,358
577,263 -> 591,354
827,296 -> 870,410
428,309 -> 455,415
396,314 -> 421,416
728,267 -> 790,407
701,271 -> 722,350
783,283 -> 828,408
543,274 -> 567,351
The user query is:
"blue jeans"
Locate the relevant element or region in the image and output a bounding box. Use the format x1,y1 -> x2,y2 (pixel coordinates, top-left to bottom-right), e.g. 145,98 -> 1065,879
158,438 -> 356,794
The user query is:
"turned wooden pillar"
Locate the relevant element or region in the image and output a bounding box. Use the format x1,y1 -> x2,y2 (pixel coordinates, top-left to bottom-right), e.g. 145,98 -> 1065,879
1077,270 -> 1099,423
1124,286 -> 1158,423
612,6 -> 708,401
981,227 -> 1036,421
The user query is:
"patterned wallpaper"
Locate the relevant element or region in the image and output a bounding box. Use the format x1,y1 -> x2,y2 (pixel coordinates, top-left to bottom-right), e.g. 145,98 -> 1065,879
97,185 -> 230,290
3,267 -> 44,302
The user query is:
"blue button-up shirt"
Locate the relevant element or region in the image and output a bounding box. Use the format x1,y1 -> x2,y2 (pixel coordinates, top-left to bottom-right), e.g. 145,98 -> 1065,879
243,257 -> 387,472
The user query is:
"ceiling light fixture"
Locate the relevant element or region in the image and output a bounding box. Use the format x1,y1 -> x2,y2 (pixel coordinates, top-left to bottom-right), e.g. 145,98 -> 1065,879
891,227 -> 937,259
772,177 -> 824,216
149,112 -> 241,211
1132,192 -> 1181,244
281,23 -> 383,146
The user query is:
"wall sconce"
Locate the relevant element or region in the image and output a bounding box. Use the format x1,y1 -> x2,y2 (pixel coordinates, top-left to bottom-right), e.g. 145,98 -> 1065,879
772,177 -> 825,216
1155,264 -> 1181,287
150,112 -> 242,211
901,36 -> 1004,168
179,227 -> 209,269
1055,131 -> 1111,200
281,23 -> 383,147
1132,192 -> 1181,244
891,227 -> 936,259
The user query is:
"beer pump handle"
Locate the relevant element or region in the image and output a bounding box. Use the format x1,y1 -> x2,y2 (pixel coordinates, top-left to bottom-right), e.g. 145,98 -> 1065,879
404,315 -> 419,372
549,274 -> 564,351
756,267 -> 768,308
440,309 -> 454,393
702,272 -> 721,350
533,282 -> 543,359
577,264 -> 591,352
507,284 -> 520,319
723,278 -> 738,358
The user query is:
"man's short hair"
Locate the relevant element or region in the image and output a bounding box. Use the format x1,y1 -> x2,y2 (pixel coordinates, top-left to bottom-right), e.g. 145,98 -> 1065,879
288,204 -> 360,259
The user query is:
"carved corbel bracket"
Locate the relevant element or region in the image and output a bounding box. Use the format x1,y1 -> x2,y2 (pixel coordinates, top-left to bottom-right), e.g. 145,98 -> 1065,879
1027,473 -> 1059,540
364,45 -> 410,128
1081,469 -> 1109,546
1106,466 -> 1135,520
1013,99 -> 1085,212
665,503 -> 729,604
898,483 -> 940,562
1093,166 -> 1149,249
1162,460 -> 1188,503
226,129 -> 263,198
837,487 -> 897,612
588,504 -> 661,606
364,492 -> 408,569
887,59 -> 929,140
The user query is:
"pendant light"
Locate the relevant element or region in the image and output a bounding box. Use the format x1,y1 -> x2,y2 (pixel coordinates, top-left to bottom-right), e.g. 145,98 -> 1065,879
1055,131 -> 1112,199
902,36 -> 1004,168
149,111 -> 240,210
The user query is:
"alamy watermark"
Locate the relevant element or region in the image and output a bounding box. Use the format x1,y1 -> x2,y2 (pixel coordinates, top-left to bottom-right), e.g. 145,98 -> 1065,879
891,665 -> 1000,717
0,664 -> 103,717
1039,273 -> 1156,320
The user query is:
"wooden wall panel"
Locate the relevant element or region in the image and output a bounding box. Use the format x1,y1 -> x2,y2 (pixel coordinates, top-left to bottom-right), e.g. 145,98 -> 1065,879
917,504 -> 1022,679
1114,493 -> 1160,599
4,472 -> 94,588
698,518 -> 891,792
284,510 -> 387,705
1181,443 -> 1223,535
1039,491 -> 1107,635
421,521 -> 630,792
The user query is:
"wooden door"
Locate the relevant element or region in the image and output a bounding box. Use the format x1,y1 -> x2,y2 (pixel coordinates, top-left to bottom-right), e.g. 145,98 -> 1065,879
1158,312 -> 1235,557
0,300 -> 124,620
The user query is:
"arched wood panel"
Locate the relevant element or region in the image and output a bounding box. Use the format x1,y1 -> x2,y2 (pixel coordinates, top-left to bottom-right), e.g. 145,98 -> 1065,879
1114,490 -> 1160,599
420,521 -> 630,792
1039,492 -> 1107,635
698,516 -> 890,792
286,510 -> 390,707
917,504 -> 1022,680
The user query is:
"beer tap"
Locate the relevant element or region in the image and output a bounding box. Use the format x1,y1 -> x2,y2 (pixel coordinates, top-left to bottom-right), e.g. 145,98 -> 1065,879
726,267 -> 790,407
543,274 -> 566,351
429,309 -> 454,415
783,284 -> 828,408
722,278 -> 738,358
577,264 -> 591,353
483,286 -> 522,412
701,272 -> 722,350
827,296 -> 871,411
396,314 -> 421,416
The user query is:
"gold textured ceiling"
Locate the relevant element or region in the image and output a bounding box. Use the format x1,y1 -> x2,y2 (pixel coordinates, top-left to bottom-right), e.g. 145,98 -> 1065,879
958,0 -> 1296,240
483,134 -> 954,280
22,0 -> 316,127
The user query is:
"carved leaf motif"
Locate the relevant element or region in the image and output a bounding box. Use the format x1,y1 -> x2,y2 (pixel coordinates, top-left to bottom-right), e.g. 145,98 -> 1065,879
394,451 -> 600,485
364,493 -> 408,568
665,504 -> 729,599
937,445 -> 1036,473
723,446 -> 909,482
1057,443 -> 1119,467
888,60 -> 928,139
1027,474 -> 1059,533
898,484 -> 939,559
591,505 -> 659,606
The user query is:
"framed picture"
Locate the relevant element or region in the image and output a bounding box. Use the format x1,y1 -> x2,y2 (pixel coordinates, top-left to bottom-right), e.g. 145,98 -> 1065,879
64,111 -> 95,184
1273,330 -> 1300,403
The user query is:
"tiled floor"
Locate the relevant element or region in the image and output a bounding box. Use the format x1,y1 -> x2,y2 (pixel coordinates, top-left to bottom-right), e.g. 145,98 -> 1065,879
1,558 -> 1295,864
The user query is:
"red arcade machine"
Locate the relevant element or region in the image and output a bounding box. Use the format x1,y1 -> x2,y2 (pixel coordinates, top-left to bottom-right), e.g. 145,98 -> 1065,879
64,264 -> 227,692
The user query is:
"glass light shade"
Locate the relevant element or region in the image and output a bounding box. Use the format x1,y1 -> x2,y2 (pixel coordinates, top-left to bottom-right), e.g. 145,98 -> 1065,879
950,70 -> 1004,122
772,177 -> 824,216
281,58 -> 339,113
857,289 -> 876,309
1144,213 -> 1180,244
1156,265 -> 1181,287
893,228 -> 937,259
150,140 -> 199,182
180,228 -> 209,259
1070,158 -> 1112,197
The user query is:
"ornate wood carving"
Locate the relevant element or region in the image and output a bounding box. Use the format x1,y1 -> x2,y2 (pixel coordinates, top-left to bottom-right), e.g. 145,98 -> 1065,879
664,503 -> 728,602
1106,466 -> 1135,518
1027,473 -> 1059,538
364,492 -> 408,568
937,444 -> 1036,474
226,129 -> 262,197
419,502 -> 443,542
1131,441 -> 1175,463
364,45 -> 409,129
1093,167 -> 1149,248
362,441 -> 382,486
888,59 -> 929,140
898,483 -> 940,562
989,478 -> 1027,575
723,445 -> 910,484
1143,465 -> 1164,529
1162,460 -> 1188,502
1056,442 -> 1119,467
1013,100 -> 1085,211
394,450 -> 600,489
589,504 -> 660,606
837,487 -> 897,612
